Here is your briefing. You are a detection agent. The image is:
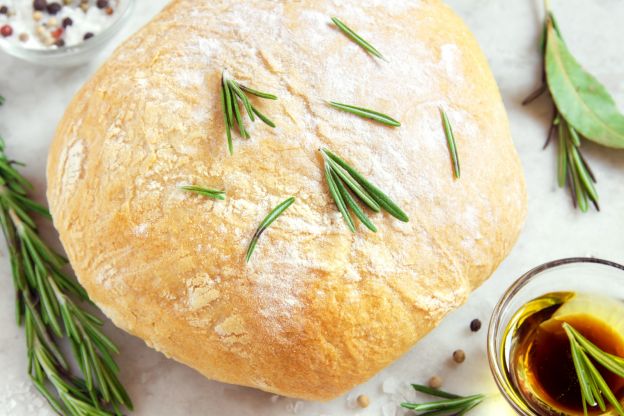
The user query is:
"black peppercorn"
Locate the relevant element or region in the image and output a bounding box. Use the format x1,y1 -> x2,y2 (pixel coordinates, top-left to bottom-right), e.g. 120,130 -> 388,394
62,17 -> 73,28
46,2 -> 62,15
54,38 -> 65,47
33,0 -> 47,11
470,319 -> 482,332
83,32 -> 94,40
0,6 -> 8,15
96,0 -> 109,9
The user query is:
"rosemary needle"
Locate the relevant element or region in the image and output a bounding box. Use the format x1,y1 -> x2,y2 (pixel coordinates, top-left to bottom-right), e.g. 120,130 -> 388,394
325,163 -> 355,233
331,17 -> 386,61
246,197 -> 295,262
328,101 -> 401,127
440,108 -> 461,179
179,185 -> 225,200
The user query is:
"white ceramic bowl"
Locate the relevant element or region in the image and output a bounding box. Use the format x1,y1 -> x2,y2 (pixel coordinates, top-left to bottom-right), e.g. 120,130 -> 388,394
0,0 -> 134,67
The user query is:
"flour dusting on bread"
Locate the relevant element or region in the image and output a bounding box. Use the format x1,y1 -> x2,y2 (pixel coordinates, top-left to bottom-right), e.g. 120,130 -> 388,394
47,0 -> 526,401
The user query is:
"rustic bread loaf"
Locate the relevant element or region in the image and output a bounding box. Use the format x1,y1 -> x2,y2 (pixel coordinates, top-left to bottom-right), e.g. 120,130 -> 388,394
47,0 -> 526,401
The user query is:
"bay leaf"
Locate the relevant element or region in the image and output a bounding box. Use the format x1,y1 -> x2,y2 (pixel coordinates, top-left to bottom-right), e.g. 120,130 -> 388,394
545,23 -> 624,149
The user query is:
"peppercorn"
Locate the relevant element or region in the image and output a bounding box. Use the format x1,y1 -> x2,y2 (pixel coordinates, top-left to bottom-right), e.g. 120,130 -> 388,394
356,394 -> 370,408
452,349 -> 466,363
83,32 -> 94,40
62,17 -> 73,28
19,32 -> 29,42
0,6 -> 8,15
51,27 -> 63,39
428,375 -> 443,389
0,24 -> 13,37
105,6 -> 114,15
33,0 -> 47,11
46,2 -> 62,15
32,11 -> 43,21
96,0 -> 108,9
54,38 -> 65,47
470,319 -> 482,332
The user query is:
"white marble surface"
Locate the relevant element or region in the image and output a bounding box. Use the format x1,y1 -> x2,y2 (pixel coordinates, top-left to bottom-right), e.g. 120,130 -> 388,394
0,1 -> 623,415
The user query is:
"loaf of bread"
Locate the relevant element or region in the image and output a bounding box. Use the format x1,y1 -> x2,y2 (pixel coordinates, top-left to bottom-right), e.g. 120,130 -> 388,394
47,0 -> 526,401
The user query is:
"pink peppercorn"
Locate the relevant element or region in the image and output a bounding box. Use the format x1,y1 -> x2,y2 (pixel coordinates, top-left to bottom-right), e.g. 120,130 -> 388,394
51,27 -> 64,39
0,25 -> 13,37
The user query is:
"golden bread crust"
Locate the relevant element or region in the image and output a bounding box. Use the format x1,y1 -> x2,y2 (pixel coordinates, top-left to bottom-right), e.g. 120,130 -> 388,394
47,0 -> 526,400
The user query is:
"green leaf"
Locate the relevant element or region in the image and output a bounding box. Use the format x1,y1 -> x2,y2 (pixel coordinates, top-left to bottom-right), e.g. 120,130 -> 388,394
411,384 -> 461,399
582,353 -> 624,415
323,149 -> 409,222
331,170 -> 377,232
557,123 -> 567,188
179,185 -> 225,200
251,106 -> 276,128
567,324 -> 624,378
545,23 -> 624,148
246,197 -> 295,262
239,84 -> 277,100
331,17 -> 385,60
323,155 -> 380,212
220,76 -> 233,155
328,101 -> 400,127
324,163 -> 355,233
564,325 -> 596,407
440,108 -> 461,179
228,80 -> 255,122
401,395 -> 483,412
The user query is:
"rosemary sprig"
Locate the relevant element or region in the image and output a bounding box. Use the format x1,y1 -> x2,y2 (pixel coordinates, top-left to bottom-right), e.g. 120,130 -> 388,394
321,148 -> 408,232
0,95 -> 5,106
245,197 -> 295,262
179,185 -> 225,200
328,101 -> 400,127
440,108 -> 461,179
220,70 -> 277,155
331,17 -> 386,61
401,384 -> 486,415
563,323 -> 624,416
522,3 -> 621,211
0,138 -> 132,415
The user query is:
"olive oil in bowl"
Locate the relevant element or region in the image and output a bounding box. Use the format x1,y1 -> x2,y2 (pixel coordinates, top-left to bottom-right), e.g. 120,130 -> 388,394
506,292 -> 624,415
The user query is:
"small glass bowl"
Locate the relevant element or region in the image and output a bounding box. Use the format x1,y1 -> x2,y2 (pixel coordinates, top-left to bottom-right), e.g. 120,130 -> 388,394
0,0 -> 134,67
487,257 -> 624,416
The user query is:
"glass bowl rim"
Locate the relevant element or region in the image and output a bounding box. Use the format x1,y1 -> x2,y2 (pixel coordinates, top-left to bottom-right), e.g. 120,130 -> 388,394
487,257 -> 624,415
0,0 -> 134,59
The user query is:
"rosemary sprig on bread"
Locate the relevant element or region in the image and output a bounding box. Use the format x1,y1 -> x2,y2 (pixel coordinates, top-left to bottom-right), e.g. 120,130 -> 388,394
0,139 -> 132,415
321,148 -> 408,232
220,70 -> 277,155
